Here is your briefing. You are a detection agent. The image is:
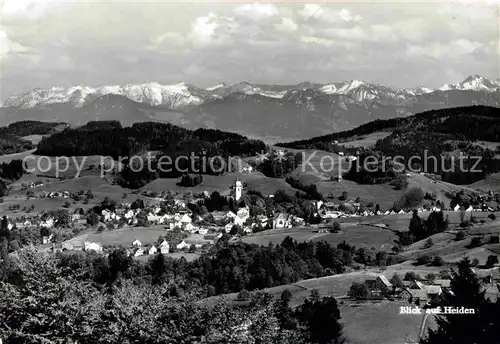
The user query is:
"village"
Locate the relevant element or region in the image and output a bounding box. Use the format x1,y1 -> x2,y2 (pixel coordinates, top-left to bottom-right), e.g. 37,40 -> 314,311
2,174 -> 499,264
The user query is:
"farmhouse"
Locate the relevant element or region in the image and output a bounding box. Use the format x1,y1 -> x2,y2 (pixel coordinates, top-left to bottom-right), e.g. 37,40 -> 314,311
132,239 -> 142,247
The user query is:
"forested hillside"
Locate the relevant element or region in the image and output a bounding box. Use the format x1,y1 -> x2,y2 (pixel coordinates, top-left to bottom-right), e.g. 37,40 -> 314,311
280,106 -> 500,185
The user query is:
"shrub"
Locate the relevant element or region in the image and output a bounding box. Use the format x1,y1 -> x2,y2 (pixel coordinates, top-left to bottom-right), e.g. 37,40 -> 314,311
281,289 -> 293,302
417,255 -> 431,265
459,221 -> 470,228
488,214 -> 496,220
330,221 -> 341,233
490,235 -> 500,244
470,237 -> 483,248
404,271 -> 420,281
339,191 -> 348,201
456,231 -> 467,241
348,282 -> 370,300
432,256 -> 444,266
423,238 -> 434,249
471,258 -> 480,267
237,289 -> 251,301
486,255 -> 499,267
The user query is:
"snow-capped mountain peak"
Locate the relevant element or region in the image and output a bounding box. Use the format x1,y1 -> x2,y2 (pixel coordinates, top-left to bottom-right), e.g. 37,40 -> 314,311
4,82 -> 207,109
438,75 -> 500,92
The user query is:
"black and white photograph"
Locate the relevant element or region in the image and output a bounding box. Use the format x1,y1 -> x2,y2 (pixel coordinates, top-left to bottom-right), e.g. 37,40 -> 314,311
0,0 -> 499,343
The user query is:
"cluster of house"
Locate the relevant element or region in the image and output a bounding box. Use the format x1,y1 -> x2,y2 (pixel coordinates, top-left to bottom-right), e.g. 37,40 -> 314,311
364,269 -> 500,304
363,275 -> 450,303
39,191 -> 70,199
452,204 -> 496,212
49,240 -> 103,253
128,239 -> 170,257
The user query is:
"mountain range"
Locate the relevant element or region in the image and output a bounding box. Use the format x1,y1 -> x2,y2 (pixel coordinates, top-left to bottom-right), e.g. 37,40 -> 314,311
1,75 -> 499,142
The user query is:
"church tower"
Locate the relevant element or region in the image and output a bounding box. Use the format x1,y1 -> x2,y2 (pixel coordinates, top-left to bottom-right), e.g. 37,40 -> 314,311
235,179 -> 242,201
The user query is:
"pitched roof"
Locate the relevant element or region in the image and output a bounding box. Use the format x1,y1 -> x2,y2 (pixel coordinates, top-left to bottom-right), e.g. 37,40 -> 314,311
434,279 -> 451,288
404,288 -> 428,300
377,275 -> 393,288
425,285 -> 442,295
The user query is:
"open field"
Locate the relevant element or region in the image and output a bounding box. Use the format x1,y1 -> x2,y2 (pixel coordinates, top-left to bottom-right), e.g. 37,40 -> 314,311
65,226 -> 168,247
469,173 -> 500,193
340,300 -> 436,344
20,135 -> 45,145
143,171 -> 299,196
202,267 -> 441,344
316,225 -> 398,250
337,131 -> 393,149
242,228 -> 315,246
242,223 -> 397,250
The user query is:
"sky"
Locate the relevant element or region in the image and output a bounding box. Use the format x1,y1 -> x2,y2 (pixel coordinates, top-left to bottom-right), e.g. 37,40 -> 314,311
0,0 -> 499,99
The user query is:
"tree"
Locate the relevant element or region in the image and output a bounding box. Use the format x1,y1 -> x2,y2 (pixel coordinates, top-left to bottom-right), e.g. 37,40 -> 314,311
421,258 -> 500,344
456,231 -> 467,241
390,273 -> 404,288
417,255 -> 431,265
432,256 -> 444,266
330,221 -> 341,233
108,247 -> 132,282
486,255 -> 498,267
296,295 -> 345,344
339,191 -> 348,201
87,212 -> 100,226
409,210 -> 424,240
150,253 -> 168,285
348,282 -> 370,300
281,289 -> 293,303
469,237 -> 483,248
0,179 -> 6,197
237,289 -> 251,300
424,238 -> 434,249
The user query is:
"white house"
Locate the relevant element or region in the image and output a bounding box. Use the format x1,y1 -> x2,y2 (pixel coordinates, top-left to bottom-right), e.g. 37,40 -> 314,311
42,233 -> 54,244
124,210 -> 135,219
225,211 -> 237,219
273,213 -> 292,229
84,241 -> 102,252
177,240 -> 189,250
225,223 -> 234,233
40,218 -> 54,229
398,209 -> 406,214
134,247 -> 145,257
132,239 -> 142,247
185,223 -> 197,233
197,228 -> 209,235
159,240 -> 170,254
465,205 -> 473,212
180,214 -> 192,225
147,213 -> 162,224
148,245 -> 157,255
453,204 -> 461,212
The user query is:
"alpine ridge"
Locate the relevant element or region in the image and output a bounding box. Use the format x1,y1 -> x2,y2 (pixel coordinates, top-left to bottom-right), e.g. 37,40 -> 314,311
4,75 -> 499,110
1,75 -> 499,141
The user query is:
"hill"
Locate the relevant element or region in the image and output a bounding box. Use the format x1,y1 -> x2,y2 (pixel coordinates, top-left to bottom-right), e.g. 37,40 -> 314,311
280,106 -> 500,186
